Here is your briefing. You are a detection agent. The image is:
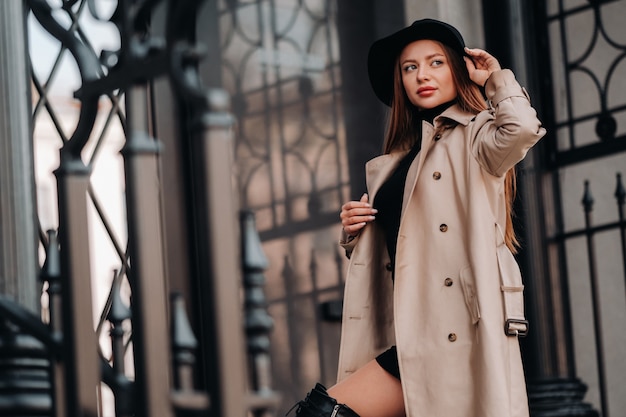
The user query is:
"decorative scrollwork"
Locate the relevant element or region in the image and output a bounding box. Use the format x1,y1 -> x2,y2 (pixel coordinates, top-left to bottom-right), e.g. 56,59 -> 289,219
549,0 -> 626,163
28,0 -> 102,161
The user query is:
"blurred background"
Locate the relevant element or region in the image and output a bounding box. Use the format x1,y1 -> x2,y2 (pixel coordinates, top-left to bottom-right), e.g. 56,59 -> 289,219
0,0 -> 624,416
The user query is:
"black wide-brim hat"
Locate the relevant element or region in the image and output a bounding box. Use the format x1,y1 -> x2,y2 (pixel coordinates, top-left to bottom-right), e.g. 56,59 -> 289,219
368,18 -> 466,106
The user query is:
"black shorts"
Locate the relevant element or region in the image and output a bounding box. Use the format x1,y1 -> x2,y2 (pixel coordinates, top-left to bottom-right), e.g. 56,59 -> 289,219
375,345 -> 400,380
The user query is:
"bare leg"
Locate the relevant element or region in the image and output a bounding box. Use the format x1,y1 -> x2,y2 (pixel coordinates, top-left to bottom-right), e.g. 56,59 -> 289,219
328,359 -> 405,417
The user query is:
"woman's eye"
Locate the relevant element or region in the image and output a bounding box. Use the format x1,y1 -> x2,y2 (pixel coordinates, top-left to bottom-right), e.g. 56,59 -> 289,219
403,64 -> 417,72
432,60 -> 444,66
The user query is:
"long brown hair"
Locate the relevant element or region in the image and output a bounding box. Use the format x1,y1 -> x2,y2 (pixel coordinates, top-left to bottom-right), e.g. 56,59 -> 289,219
383,42 -> 519,252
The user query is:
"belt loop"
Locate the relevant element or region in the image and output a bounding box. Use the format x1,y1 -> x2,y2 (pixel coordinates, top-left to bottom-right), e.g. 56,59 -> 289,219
496,223 -> 529,338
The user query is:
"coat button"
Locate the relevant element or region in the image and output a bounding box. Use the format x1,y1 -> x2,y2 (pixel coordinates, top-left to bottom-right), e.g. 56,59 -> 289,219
385,262 -> 393,271
444,277 -> 453,286
439,224 -> 448,232
433,171 -> 442,180
448,333 -> 457,342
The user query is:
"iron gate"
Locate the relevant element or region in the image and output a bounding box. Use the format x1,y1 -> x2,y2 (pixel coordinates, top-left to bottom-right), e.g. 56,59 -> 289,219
542,0 -> 626,416
0,0 -> 280,416
215,0 -> 350,409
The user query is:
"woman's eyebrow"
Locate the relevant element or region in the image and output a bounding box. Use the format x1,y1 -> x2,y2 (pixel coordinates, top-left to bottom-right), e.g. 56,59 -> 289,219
400,52 -> 445,65
424,52 -> 445,60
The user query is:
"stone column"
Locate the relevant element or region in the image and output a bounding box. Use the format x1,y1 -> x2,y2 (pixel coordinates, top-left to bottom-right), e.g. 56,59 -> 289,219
0,0 -> 39,312
0,5 -> 51,416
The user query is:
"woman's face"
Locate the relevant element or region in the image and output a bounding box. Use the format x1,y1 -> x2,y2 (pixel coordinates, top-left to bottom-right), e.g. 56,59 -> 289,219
399,39 -> 457,110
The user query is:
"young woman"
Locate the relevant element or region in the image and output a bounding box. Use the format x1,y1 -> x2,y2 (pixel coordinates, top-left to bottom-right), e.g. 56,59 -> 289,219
289,19 -> 545,417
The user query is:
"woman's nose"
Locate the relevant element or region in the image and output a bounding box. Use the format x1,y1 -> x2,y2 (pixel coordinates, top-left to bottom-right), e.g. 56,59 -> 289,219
416,67 -> 429,80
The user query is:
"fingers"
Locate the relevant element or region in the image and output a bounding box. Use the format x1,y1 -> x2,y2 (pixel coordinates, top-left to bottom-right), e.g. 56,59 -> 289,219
464,47 -> 501,87
463,56 -> 476,73
464,47 -> 489,60
340,193 -> 377,237
464,47 -> 501,72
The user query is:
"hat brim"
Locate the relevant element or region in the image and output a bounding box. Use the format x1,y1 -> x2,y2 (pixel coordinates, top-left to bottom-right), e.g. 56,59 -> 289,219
368,19 -> 466,106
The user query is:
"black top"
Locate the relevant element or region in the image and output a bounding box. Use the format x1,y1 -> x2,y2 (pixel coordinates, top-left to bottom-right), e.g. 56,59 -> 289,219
372,101 -> 454,271
373,101 -> 455,380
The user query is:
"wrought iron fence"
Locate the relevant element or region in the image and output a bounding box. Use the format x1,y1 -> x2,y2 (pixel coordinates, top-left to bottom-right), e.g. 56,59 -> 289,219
544,1 -> 626,415
545,0 -> 626,167
215,1 -> 348,407
551,172 -> 626,417
0,0 -> 279,416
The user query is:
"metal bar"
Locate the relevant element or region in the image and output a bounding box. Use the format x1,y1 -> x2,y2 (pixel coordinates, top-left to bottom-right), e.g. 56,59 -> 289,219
615,173 -> 626,301
0,295 -> 61,354
167,1 -> 248,407
87,183 -> 130,266
309,249 -> 327,382
553,104 -> 626,128
550,219 -> 626,241
193,89 -> 247,417
169,292 -> 210,416
121,84 -> 173,417
55,163 -> 100,417
268,1 -> 294,226
282,256 -> 301,388
107,271 -> 133,416
171,293 -> 196,393
552,136 -> 626,168
267,285 -> 345,306
40,229 -> 65,417
581,181 -> 609,417
555,0 -> 576,149
546,0 -> 618,21
241,211 -> 281,416
258,212 -> 340,241
253,0 -> 280,225
74,52 -> 168,100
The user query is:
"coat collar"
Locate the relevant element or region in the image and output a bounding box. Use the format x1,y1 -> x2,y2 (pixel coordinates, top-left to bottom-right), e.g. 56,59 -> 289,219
433,103 -> 475,128
365,104 -> 476,200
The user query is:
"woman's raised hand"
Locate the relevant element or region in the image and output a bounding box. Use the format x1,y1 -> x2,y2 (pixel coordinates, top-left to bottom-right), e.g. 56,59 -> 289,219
464,47 -> 501,87
340,193 -> 377,238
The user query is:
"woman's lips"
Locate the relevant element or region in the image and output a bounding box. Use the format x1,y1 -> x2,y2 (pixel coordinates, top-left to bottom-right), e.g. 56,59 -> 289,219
417,87 -> 436,96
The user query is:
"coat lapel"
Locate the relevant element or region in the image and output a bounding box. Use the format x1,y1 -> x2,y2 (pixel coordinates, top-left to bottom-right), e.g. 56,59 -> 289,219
365,152 -> 406,200
401,121 -> 434,216
401,106 -> 473,217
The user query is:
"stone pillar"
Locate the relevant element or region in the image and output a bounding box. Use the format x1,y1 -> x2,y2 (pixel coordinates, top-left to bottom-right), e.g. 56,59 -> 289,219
0,4 -> 52,416
0,0 -> 39,312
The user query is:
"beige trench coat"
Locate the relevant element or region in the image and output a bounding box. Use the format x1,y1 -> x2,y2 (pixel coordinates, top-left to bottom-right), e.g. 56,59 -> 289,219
337,69 -> 546,417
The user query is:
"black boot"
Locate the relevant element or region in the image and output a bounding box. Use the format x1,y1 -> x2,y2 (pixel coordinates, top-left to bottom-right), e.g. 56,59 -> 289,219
286,383 -> 360,417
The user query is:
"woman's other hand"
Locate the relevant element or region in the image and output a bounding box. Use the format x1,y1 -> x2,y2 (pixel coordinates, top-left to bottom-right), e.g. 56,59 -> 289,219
340,193 -> 377,238
464,47 -> 501,87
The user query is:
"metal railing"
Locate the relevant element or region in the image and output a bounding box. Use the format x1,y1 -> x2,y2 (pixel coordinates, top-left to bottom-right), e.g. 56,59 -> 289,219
551,172 -> 626,417
0,0 -> 279,416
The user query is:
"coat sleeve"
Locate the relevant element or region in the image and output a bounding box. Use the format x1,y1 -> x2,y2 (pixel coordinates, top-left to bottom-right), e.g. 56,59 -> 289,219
471,69 -> 546,177
339,229 -> 358,259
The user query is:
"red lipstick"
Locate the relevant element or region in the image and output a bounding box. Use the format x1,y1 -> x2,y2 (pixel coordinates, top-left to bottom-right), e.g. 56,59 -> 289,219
417,86 -> 436,96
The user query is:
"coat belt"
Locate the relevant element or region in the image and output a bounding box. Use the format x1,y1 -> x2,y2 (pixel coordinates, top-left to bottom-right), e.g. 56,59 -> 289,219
495,224 -> 529,337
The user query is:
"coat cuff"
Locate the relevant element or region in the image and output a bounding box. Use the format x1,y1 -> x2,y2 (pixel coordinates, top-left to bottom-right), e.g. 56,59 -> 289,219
484,69 -> 530,107
339,230 -> 358,258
